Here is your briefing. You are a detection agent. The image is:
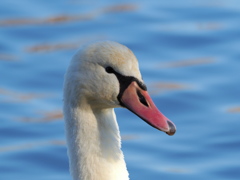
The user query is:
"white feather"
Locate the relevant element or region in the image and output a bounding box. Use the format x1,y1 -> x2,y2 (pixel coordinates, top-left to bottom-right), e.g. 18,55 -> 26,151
63,41 -> 142,180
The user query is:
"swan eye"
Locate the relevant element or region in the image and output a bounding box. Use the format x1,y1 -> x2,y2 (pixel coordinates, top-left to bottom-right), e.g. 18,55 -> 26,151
105,66 -> 114,73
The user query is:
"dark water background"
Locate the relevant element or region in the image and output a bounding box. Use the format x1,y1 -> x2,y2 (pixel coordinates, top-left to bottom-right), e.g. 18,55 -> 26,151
1,0 -> 240,179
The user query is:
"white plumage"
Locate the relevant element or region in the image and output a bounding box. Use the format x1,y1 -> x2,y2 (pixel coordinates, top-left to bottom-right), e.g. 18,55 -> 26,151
63,41 -> 176,180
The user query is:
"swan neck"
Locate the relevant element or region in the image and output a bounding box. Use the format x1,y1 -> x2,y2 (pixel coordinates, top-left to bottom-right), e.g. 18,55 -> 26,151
64,104 -> 129,180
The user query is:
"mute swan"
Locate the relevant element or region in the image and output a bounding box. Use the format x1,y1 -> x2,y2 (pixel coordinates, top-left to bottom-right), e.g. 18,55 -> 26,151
63,41 -> 176,180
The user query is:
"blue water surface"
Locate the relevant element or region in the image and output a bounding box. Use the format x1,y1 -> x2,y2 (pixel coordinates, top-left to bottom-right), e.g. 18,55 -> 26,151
1,0 -> 240,179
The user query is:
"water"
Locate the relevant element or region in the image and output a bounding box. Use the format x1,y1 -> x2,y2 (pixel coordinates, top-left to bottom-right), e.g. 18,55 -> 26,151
1,0 -> 240,179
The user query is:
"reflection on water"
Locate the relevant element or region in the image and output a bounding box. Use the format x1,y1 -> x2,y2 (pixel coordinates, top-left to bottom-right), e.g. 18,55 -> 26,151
1,0 -> 240,180
0,140 -> 65,153
227,107 -> 240,113
0,4 -> 137,26
18,110 -> 63,122
0,88 -> 50,102
197,22 -> 223,30
0,54 -> 18,61
159,22 -> 223,32
26,36 -> 105,53
149,82 -> 187,95
159,57 -> 215,68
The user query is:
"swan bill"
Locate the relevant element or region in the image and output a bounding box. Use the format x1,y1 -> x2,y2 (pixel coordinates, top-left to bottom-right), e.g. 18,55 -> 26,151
120,81 -> 176,136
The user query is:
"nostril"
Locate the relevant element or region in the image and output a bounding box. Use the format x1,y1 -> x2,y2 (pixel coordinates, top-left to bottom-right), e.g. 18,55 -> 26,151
137,90 -> 149,107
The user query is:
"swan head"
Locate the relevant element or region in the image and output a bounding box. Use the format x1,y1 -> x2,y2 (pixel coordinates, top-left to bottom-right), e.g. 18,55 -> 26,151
64,41 -> 176,135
